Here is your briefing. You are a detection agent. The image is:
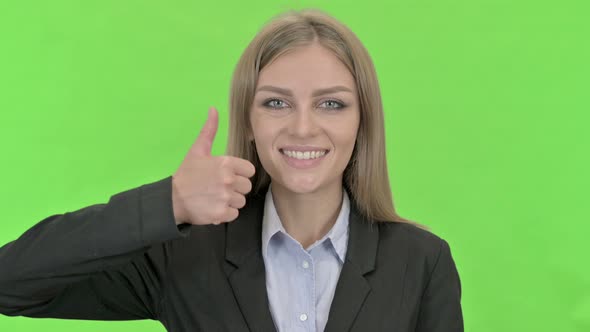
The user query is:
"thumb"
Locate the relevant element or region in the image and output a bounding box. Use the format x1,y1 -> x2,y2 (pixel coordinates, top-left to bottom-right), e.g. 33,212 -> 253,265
192,107 -> 219,157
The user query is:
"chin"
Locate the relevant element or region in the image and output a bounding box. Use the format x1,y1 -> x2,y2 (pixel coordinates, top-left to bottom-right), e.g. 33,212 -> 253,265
280,175 -> 324,194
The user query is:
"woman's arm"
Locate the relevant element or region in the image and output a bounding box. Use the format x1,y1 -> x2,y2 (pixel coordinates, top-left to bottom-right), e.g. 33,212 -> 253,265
415,239 -> 464,332
0,176 -> 190,320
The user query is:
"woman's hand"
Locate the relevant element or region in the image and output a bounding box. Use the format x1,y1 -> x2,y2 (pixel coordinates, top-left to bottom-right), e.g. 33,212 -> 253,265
171,107 -> 256,225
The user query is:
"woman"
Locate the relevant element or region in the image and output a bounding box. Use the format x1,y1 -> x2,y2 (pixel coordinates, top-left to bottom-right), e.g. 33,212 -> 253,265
0,8 -> 463,332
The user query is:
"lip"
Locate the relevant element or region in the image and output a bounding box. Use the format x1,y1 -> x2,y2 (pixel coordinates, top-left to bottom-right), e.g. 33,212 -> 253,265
279,148 -> 329,169
279,145 -> 330,152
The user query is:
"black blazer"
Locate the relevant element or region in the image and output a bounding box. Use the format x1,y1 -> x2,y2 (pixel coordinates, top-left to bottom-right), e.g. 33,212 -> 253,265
0,176 -> 463,331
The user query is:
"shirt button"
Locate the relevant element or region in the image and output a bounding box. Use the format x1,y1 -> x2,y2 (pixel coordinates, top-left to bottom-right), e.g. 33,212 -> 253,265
302,260 -> 309,269
299,313 -> 308,321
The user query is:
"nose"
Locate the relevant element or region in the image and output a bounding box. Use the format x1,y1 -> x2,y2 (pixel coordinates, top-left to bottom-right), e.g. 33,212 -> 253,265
288,107 -> 319,138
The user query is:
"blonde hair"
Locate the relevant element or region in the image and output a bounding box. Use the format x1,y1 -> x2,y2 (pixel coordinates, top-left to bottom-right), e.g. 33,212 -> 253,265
226,8 -> 420,226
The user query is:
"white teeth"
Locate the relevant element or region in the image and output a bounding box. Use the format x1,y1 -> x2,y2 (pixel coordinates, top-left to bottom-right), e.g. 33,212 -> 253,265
282,149 -> 327,160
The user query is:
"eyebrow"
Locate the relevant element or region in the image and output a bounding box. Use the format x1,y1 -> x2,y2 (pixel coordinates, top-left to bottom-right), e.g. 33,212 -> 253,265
255,85 -> 354,97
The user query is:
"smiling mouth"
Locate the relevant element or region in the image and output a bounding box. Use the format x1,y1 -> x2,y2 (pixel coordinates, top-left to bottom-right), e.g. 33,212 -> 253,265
279,148 -> 330,160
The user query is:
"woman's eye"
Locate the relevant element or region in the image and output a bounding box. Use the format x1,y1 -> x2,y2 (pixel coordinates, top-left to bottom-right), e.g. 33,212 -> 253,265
262,98 -> 346,110
321,99 -> 345,110
264,99 -> 287,109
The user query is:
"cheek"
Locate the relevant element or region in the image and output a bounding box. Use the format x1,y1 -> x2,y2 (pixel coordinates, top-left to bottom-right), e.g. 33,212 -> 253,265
331,117 -> 360,147
251,123 -> 280,159
252,125 -> 276,145
250,112 -> 276,138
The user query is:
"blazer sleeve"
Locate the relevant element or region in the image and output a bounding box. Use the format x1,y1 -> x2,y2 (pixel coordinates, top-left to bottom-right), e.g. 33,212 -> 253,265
415,239 -> 464,332
0,176 -> 190,321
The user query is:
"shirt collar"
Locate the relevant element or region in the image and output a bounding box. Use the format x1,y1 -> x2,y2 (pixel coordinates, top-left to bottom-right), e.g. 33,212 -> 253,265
261,182 -> 350,263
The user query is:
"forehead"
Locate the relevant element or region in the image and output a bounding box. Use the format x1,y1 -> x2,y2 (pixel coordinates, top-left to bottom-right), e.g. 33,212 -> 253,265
256,43 -> 356,93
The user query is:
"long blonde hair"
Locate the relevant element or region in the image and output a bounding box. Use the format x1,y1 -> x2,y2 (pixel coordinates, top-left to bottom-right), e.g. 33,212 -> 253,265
226,8 -> 419,226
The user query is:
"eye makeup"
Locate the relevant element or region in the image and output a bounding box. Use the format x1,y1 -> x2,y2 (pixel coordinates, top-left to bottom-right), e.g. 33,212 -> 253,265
261,98 -> 347,110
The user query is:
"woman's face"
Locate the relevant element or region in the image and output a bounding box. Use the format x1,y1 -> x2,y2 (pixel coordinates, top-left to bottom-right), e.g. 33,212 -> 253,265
249,42 -> 360,195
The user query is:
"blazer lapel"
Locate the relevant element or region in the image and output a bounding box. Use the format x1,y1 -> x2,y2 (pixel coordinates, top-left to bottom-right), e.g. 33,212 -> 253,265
324,199 -> 380,332
223,191 -> 277,332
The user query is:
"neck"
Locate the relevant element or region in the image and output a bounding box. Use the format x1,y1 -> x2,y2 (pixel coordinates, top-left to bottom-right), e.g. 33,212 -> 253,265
270,180 -> 344,249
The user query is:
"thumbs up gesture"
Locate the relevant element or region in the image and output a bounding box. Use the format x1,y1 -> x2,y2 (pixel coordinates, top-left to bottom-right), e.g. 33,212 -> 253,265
171,107 -> 256,225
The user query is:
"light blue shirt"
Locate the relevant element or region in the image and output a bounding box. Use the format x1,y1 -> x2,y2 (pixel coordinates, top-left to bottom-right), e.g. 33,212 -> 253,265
261,183 -> 350,332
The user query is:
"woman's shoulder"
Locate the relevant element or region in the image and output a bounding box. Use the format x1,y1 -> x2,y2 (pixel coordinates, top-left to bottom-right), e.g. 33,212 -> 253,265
376,221 -> 451,260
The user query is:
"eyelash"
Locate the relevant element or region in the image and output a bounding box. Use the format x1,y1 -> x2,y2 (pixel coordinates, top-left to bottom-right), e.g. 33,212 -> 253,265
262,98 -> 346,110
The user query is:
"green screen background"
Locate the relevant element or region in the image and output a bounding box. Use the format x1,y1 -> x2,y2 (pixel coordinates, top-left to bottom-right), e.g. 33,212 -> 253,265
1,0 -> 588,331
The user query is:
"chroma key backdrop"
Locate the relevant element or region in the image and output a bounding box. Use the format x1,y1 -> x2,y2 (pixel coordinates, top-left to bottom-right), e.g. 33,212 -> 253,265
0,1 -> 589,331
